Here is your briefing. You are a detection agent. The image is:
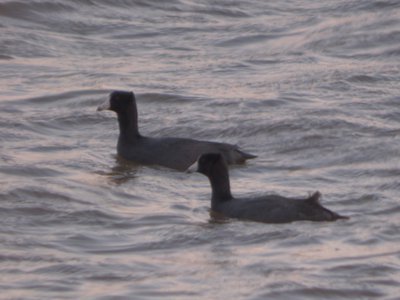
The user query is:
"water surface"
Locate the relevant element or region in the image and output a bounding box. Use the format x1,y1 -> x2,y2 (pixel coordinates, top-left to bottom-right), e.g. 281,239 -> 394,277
1,1 -> 400,299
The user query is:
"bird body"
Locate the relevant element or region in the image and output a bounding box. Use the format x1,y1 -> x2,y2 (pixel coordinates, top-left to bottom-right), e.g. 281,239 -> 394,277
192,153 -> 347,223
98,91 -> 256,171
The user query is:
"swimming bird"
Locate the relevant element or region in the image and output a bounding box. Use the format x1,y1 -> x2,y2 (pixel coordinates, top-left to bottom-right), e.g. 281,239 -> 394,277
189,153 -> 347,223
97,91 -> 256,171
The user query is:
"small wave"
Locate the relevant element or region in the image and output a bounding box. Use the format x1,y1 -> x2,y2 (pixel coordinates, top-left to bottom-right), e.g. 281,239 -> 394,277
139,92 -> 206,104
0,165 -> 63,178
352,0 -> 400,11
216,34 -> 285,48
190,5 -> 251,18
0,55 -> 13,60
262,287 -> 384,299
0,253 -> 62,263
0,89 -> 110,137
16,89 -> 107,106
346,74 -> 388,83
0,1 -> 74,19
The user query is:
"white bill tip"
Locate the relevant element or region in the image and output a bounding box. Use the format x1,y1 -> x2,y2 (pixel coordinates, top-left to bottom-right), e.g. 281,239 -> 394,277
97,100 -> 110,111
186,160 -> 199,173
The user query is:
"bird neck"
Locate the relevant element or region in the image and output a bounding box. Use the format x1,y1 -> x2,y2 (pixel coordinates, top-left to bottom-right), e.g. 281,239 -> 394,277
209,167 -> 233,206
117,104 -> 140,141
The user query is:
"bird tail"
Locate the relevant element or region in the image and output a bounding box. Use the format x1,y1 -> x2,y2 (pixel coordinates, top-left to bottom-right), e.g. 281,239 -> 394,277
307,191 -> 349,221
236,149 -> 257,160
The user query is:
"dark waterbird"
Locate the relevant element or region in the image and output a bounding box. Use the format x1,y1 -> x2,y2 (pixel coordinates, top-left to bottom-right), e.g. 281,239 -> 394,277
189,153 -> 347,223
97,91 -> 256,171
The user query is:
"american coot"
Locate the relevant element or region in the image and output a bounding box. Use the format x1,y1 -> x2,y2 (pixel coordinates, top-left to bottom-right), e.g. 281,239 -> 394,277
189,153 -> 347,223
98,91 -> 256,171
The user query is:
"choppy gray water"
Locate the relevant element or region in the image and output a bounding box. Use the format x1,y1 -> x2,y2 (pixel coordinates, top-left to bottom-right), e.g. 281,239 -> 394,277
1,0 -> 400,299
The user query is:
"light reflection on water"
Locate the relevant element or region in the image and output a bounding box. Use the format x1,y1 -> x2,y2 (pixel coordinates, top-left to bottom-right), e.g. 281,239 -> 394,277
1,0 -> 400,299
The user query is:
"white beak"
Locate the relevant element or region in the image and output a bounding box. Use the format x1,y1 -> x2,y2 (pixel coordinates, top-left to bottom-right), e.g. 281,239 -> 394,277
97,99 -> 110,111
186,160 -> 199,173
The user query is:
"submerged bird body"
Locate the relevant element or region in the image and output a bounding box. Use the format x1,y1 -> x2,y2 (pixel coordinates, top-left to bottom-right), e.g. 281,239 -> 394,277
98,91 -> 256,171
193,153 -> 347,223
118,136 -> 252,171
212,192 -> 342,223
